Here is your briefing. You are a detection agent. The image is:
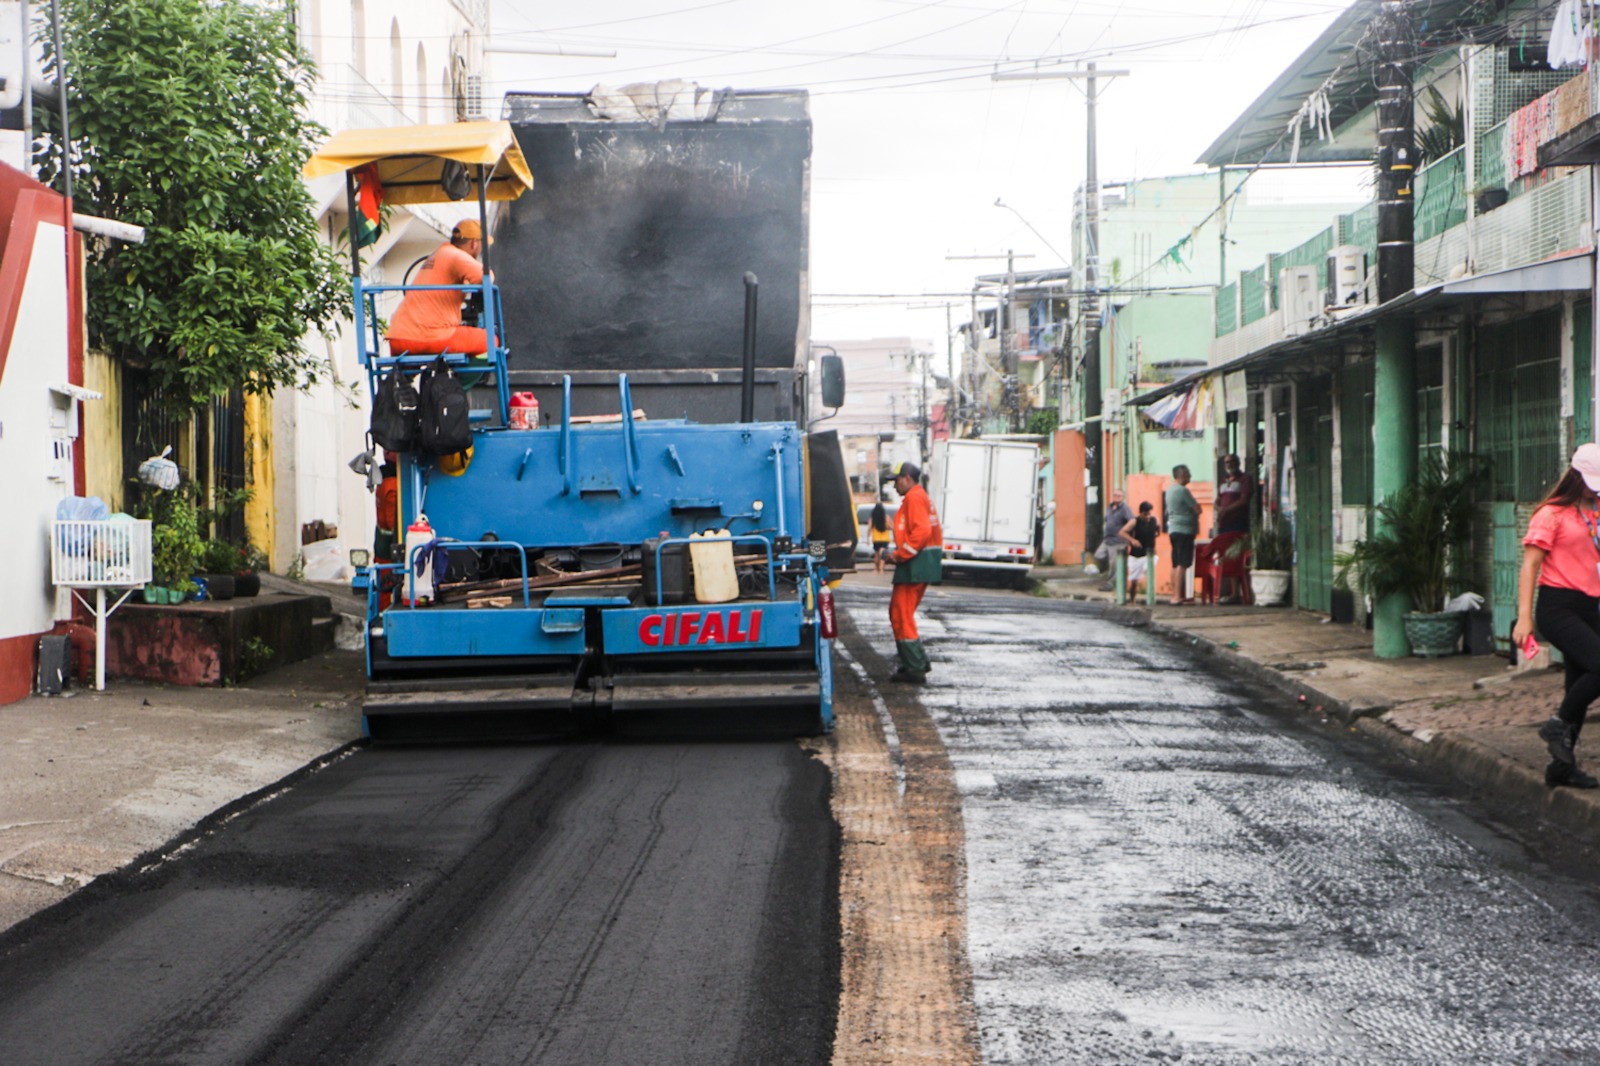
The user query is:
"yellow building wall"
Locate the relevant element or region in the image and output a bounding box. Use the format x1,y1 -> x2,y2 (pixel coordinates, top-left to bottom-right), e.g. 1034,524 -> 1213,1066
82,350 -> 124,512
244,391 -> 274,567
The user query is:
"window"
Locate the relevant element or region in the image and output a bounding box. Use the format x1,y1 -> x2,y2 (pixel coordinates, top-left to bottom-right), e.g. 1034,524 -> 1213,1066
1415,344 -> 1443,465
389,19 -> 403,108
350,0 -> 365,78
1475,310 -> 1561,501
415,43 -> 428,122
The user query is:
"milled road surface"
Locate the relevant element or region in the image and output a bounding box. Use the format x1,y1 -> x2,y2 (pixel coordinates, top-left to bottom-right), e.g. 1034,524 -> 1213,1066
12,582 -> 1600,1065
0,742 -> 836,1066
843,583 -> 1600,1063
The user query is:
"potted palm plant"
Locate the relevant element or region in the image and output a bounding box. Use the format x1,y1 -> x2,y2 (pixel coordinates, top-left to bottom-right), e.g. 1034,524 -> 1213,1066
1247,518 -> 1295,606
1334,453 -> 1484,656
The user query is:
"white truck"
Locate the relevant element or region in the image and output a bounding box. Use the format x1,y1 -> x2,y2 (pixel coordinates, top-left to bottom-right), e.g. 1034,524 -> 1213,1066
926,438 -> 1041,588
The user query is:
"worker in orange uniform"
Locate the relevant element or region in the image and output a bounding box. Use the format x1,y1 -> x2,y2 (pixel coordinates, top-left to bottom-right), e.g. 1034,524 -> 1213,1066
374,452 -> 399,610
386,219 -> 493,355
887,461 -> 943,684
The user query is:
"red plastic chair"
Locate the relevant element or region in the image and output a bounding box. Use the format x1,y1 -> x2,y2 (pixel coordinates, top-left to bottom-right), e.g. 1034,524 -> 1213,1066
1196,532 -> 1252,605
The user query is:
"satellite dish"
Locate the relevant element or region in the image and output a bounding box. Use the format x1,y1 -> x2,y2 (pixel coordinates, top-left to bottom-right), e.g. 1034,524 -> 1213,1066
440,160 -> 471,201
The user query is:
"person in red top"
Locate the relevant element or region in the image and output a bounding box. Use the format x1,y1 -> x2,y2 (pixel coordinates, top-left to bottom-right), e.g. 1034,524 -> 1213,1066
1515,443 -> 1600,789
386,220 -> 493,355
888,461 -> 943,684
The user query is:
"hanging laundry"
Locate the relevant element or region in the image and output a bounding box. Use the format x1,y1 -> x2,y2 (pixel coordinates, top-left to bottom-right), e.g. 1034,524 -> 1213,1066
1548,0 -> 1591,69
354,163 -> 385,249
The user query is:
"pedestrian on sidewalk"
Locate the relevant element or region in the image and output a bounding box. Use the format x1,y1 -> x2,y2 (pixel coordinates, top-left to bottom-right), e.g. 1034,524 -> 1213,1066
1514,443 -> 1600,789
1164,465 -> 1199,605
1122,501 -> 1159,599
869,499 -> 892,574
1098,489 -> 1134,592
887,461 -> 943,684
1213,453 -> 1254,604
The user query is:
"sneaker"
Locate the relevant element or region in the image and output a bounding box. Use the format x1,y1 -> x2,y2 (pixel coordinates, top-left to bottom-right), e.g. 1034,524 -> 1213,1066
1546,760 -> 1600,789
1540,717 -> 1578,765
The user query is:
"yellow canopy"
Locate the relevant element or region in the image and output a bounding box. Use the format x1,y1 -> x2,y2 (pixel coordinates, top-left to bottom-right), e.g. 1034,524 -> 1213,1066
303,121 -> 534,205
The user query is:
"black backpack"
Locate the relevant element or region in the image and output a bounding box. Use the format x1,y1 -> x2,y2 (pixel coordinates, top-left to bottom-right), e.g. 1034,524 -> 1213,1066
419,356 -> 472,456
370,369 -> 420,452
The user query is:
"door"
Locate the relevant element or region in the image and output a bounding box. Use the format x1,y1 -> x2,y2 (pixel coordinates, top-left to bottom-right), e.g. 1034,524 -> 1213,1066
985,444 -> 1039,550
939,443 -> 993,545
1296,378 -> 1335,613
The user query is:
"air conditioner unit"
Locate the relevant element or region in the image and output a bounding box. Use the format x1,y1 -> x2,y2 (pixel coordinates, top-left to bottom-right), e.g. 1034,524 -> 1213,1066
1326,245 -> 1367,307
1278,265 -> 1320,336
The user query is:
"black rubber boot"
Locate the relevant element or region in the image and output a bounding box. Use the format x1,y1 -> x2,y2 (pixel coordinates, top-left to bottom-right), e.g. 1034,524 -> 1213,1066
1540,717 -> 1579,766
1546,760 -> 1600,789
894,639 -> 931,680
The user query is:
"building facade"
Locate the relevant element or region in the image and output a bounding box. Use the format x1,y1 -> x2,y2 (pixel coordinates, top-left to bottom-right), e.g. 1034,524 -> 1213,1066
1130,0 -> 1597,651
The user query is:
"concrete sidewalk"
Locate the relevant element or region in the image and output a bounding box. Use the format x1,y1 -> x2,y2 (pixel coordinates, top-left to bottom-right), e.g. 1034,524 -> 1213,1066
1034,563 -> 1600,840
0,585 -> 365,933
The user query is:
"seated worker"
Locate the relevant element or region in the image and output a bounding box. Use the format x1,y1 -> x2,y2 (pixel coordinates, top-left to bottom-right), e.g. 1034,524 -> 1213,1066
386,219 -> 494,356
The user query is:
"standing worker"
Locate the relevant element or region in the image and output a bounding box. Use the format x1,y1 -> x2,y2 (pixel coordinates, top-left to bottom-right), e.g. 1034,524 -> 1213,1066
1514,444 -> 1600,789
887,461 -> 943,684
386,220 -> 494,356
1164,464 -> 1199,605
374,451 -> 399,610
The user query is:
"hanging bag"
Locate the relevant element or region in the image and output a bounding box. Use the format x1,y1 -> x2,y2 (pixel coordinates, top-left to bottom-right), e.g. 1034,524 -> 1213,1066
370,369 -> 420,452
418,356 -> 472,456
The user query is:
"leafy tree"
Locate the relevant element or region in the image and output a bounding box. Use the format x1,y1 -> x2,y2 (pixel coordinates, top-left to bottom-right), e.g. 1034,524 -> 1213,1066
36,0 -> 350,411
1026,408 -> 1059,436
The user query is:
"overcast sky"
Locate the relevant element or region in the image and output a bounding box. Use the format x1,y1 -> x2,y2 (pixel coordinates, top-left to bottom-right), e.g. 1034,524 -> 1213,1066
487,0 -> 1366,346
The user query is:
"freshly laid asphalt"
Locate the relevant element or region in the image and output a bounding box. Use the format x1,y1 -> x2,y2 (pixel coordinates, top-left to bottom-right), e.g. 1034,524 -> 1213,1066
0,565 -> 1590,936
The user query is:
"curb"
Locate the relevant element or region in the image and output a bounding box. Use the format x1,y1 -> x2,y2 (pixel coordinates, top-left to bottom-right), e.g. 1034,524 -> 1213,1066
1105,603 -> 1600,844
1353,719 -> 1600,840
1106,604 -> 1375,721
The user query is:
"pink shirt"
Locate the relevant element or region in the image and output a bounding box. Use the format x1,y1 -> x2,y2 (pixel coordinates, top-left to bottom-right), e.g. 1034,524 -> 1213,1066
1524,503 -> 1600,596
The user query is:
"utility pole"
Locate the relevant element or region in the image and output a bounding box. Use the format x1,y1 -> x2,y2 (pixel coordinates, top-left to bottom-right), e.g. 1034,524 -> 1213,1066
916,349 -> 930,461
1005,250 -> 1019,430
945,303 -> 957,439
995,63 -> 1127,554
1371,0 -> 1418,658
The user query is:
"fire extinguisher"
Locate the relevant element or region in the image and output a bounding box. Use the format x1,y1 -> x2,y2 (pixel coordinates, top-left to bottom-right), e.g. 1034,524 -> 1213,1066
817,581 -> 837,639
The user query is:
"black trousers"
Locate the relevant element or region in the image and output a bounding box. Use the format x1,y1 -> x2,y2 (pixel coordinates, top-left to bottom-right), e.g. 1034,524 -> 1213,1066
1535,586 -> 1600,728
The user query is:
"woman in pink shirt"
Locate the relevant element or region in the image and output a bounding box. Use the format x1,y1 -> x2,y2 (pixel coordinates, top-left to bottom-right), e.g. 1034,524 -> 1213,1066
1514,443 -> 1600,789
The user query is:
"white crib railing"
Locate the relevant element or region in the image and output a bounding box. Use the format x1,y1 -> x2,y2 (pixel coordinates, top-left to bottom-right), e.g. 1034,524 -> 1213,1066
49,519 -> 154,690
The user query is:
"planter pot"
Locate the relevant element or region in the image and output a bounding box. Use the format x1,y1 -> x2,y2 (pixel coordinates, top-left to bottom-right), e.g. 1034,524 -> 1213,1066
202,573 -> 237,600
162,587 -> 185,605
233,571 -> 261,598
143,585 -> 166,604
1249,569 -> 1291,606
1403,610 -> 1464,657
